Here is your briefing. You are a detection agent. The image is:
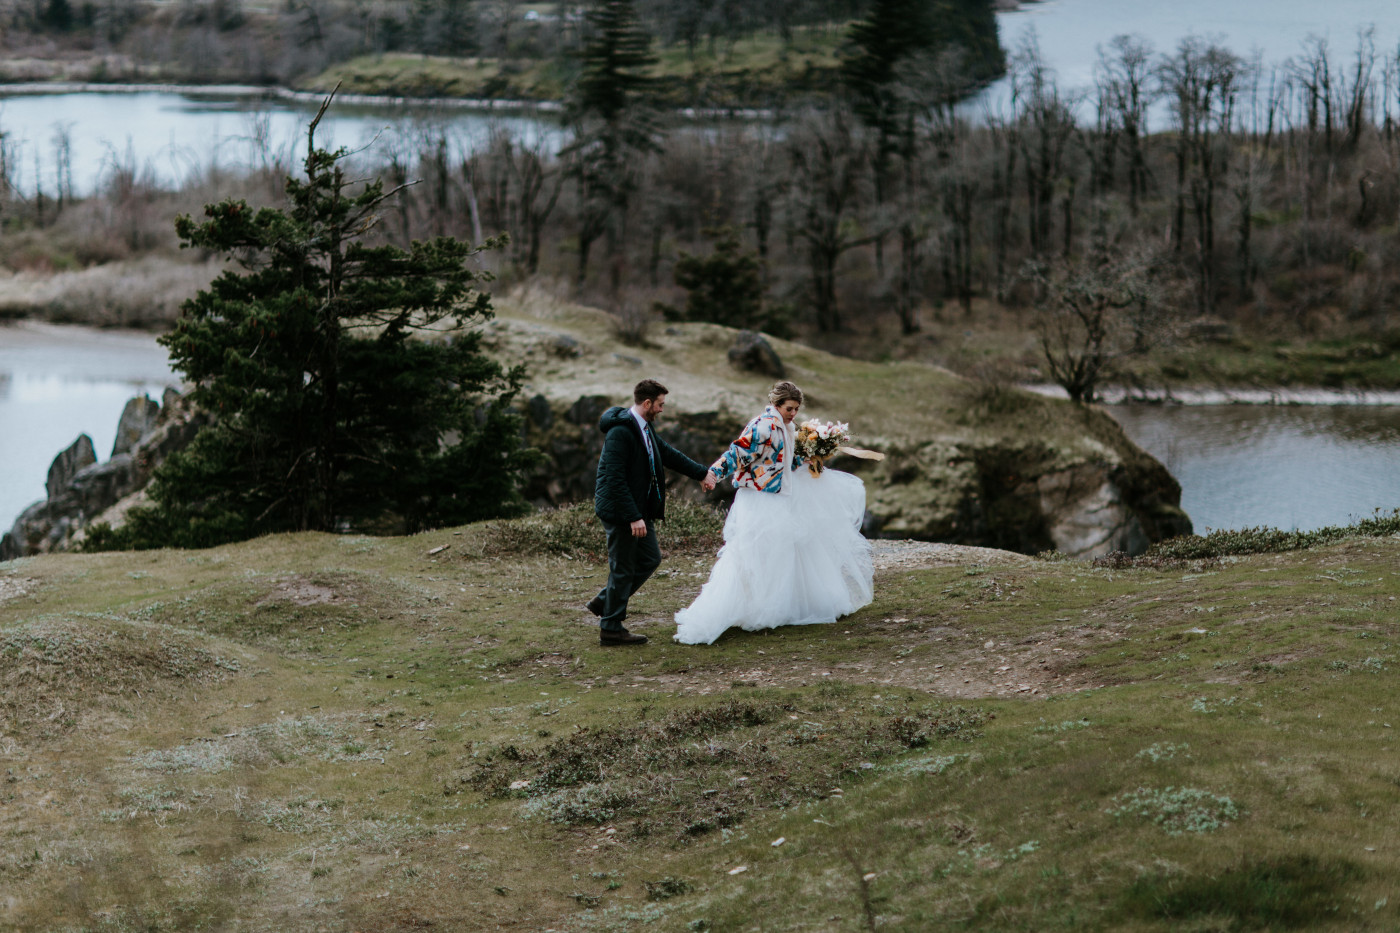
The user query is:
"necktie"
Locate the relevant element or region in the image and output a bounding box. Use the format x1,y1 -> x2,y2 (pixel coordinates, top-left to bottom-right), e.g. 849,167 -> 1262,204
644,423 -> 659,473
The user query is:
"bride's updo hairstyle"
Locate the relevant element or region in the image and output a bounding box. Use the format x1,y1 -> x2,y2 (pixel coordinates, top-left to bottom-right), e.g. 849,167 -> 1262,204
768,381 -> 804,407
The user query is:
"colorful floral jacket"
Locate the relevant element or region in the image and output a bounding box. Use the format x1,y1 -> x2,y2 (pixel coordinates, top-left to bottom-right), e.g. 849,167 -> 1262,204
709,406 -> 805,494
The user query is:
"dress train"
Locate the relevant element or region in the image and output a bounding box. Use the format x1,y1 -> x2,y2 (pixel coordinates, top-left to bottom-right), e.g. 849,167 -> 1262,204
673,467 -> 873,645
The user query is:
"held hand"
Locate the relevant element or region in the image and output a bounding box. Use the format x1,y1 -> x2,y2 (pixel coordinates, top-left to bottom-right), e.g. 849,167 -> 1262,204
701,473 -> 717,492
630,519 -> 647,538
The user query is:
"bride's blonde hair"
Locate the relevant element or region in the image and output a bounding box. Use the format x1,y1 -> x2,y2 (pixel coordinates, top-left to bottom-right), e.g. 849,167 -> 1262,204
768,381 -> 804,407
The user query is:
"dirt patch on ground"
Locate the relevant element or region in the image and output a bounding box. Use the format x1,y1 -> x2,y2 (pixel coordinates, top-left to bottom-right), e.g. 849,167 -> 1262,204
616,626 -> 1114,702
507,651 -> 586,679
870,540 -> 1027,571
259,574 -> 350,606
585,542 -> 1110,701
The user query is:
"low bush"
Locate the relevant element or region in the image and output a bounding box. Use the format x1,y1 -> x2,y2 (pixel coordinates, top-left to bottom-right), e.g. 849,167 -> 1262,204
1119,854 -> 1363,927
1094,508 -> 1400,566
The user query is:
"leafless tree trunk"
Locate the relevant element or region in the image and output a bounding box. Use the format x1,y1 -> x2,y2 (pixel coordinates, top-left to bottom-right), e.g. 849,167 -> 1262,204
786,110 -> 876,332
1010,38 -> 1076,257
1097,34 -> 1155,216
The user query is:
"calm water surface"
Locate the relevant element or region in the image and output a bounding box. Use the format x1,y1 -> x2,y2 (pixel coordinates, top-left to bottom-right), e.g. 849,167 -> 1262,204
1109,404 -> 1400,533
0,90 -> 564,196
0,323 -> 176,530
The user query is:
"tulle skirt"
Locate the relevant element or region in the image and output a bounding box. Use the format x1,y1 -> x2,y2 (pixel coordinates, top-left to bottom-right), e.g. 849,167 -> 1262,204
673,467 -> 874,645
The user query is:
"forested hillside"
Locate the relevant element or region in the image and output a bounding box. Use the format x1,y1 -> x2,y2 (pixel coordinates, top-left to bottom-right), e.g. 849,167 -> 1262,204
0,0 -> 1005,107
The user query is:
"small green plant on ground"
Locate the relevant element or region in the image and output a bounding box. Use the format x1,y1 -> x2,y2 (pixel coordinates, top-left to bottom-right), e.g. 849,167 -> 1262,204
1107,786 -> 1241,835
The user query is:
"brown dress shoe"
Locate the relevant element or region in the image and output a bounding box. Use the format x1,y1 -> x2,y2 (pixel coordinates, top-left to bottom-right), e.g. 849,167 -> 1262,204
600,628 -> 648,646
586,596 -> 604,617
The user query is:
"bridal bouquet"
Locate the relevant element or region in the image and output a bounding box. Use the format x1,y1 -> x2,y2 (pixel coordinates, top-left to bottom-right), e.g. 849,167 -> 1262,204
795,419 -> 851,476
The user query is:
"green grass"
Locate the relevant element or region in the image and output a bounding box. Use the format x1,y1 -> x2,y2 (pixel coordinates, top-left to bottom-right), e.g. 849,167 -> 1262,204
301,27 -> 846,106
1122,332 -> 1400,390
5,520 -> 1400,930
303,52 -> 570,100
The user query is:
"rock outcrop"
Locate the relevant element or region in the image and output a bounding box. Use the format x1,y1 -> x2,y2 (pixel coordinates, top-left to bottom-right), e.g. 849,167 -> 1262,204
488,299 -> 1191,559
1,392 -> 205,559
727,330 -> 785,378
46,435 -> 97,499
516,392 -> 1189,558
111,395 -> 162,456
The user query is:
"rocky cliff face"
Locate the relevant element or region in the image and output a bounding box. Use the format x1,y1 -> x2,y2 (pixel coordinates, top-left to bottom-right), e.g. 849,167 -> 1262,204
0,389 -> 205,559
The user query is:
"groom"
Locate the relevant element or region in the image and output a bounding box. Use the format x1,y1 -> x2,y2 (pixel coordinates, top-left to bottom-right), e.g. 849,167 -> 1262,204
589,379 -> 716,645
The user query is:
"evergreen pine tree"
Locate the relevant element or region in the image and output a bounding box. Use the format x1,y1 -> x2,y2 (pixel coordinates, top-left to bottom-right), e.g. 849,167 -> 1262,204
670,228 -> 766,330
87,103 -> 535,550
843,0 -> 937,141
844,0 -> 1004,119
41,0 -> 73,31
575,0 -> 658,127
566,0 -> 661,289
843,0 -> 1003,276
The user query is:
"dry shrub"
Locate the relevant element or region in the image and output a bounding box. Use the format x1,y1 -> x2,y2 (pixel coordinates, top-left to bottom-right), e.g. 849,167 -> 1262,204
611,299 -> 655,346
131,714 -> 381,773
0,256 -> 221,328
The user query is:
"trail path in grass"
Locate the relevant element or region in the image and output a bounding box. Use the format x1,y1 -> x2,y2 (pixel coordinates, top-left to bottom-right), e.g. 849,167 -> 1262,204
869,539 -> 1024,571
613,539 -> 1094,702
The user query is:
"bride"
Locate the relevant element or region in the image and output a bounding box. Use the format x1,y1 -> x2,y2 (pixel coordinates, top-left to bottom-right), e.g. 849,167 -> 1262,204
673,381 -> 874,645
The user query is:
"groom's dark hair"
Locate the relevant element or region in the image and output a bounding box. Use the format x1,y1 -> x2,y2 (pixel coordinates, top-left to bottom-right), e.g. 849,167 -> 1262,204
634,379 -> 668,404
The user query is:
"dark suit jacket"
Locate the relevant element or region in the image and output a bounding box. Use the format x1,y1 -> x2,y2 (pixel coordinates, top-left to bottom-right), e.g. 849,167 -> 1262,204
594,406 -> 707,524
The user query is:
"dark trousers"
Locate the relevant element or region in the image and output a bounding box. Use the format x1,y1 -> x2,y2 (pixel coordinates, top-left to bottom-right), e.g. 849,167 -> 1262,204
595,519 -> 660,630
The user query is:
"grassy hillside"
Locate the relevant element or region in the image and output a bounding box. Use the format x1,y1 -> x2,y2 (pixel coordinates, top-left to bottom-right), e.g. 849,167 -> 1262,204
4,505 -> 1400,930
303,28 -> 847,106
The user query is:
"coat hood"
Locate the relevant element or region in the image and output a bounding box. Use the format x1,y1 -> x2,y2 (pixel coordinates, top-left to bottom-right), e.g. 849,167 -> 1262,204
598,406 -> 636,434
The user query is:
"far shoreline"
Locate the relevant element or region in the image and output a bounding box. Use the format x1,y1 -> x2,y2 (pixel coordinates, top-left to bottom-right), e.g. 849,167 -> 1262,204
0,81 -> 781,121
1026,384 -> 1400,406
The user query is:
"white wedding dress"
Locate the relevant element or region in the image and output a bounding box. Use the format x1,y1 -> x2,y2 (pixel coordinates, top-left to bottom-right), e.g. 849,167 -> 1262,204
673,463 -> 874,645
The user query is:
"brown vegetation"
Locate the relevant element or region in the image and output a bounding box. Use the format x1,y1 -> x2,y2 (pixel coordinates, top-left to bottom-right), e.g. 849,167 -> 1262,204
8,27 -> 1400,394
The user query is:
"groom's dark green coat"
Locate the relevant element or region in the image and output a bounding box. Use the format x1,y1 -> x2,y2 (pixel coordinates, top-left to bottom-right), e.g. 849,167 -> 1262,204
594,406 -> 709,524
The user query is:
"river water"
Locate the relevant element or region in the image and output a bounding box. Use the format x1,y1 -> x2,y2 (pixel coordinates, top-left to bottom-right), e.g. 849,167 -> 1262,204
1109,403 -> 1400,534
0,88 -> 564,197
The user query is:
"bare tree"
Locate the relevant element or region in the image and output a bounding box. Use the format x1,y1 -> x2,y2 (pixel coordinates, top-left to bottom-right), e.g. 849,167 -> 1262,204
1290,34 -> 1337,156
1026,247 -> 1157,403
1097,34 -> 1155,216
1341,27 -> 1377,152
1010,37 -> 1077,257
500,132 -> 563,275
1160,35 -> 1246,314
785,109 -> 876,332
